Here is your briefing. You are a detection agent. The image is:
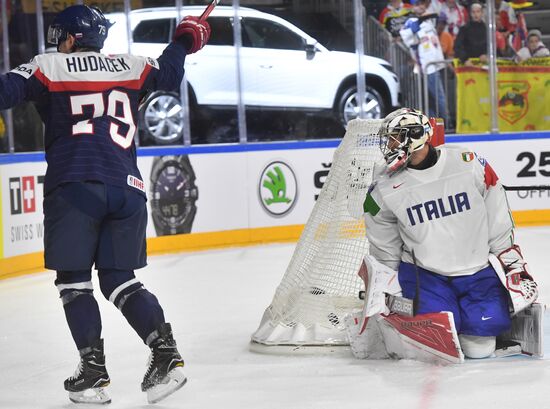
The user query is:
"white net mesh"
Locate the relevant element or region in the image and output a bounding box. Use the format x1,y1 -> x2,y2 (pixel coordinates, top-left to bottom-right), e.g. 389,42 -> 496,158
251,118 -> 384,347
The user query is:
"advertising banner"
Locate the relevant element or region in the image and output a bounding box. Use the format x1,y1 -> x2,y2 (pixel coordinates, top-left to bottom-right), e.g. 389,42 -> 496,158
452,138 -> 550,211
456,59 -> 550,133
0,162 -> 47,258
140,148 -> 335,237
246,149 -> 334,229
141,153 -> 250,237
0,137 -> 549,262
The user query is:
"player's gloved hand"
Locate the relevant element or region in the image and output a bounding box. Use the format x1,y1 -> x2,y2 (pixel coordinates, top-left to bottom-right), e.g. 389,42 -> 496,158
173,16 -> 211,54
497,245 -> 538,312
403,17 -> 421,34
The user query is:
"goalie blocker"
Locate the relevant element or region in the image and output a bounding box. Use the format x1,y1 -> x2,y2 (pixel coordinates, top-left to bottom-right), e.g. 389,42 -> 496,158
345,256 -> 544,363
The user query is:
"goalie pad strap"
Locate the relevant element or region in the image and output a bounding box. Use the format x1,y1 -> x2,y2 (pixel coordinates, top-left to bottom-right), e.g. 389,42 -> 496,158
386,294 -> 414,317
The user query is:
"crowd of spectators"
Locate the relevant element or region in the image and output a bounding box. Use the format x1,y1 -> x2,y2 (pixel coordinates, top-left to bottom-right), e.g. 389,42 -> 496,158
399,0 -> 448,121
374,0 -> 550,128
376,0 -> 549,63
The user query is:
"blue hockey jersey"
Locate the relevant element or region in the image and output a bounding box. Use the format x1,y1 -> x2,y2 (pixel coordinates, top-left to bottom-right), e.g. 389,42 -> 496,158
0,42 -> 187,196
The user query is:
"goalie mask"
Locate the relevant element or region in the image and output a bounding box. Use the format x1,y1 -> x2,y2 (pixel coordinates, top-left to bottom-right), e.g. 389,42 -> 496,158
47,5 -> 113,51
379,108 -> 433,173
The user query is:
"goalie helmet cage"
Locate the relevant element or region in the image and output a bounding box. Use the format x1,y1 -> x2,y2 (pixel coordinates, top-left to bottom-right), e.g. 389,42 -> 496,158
250,118 -> 385,352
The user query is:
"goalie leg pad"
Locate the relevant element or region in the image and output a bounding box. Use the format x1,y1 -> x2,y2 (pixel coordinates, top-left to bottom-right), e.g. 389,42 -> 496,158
498,302 -> 545,357
345,310 -> 464,364
344,311 -> 390,359
359,255 -> 402,319
378,311 -> 464,364
458,335 -> 495,359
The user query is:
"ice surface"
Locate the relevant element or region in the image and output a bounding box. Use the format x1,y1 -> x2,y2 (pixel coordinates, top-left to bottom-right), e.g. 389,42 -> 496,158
1,226 -> 550,409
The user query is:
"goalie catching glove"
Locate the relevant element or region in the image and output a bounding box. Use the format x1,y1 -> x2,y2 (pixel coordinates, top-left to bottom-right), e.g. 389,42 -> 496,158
174,16 -> 211,54
489,245 -> 538,315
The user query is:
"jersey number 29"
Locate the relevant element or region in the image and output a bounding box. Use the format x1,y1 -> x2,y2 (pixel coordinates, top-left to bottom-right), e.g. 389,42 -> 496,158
70,91 -> 136,149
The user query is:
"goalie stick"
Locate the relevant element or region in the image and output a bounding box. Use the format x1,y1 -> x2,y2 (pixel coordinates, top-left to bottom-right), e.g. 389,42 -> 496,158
503,185 -> 550,191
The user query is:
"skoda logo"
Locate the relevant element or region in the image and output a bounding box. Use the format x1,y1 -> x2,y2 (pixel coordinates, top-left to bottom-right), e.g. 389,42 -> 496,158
259,161 -> 298,217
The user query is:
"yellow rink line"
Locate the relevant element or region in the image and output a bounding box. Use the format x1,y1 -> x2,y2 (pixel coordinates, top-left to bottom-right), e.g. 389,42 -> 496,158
1,209 -> 550,281
0,225 -> 305,281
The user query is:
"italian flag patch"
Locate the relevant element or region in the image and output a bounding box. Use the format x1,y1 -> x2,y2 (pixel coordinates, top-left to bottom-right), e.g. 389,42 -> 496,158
462,152 -> 475,162
363,193 -> 380,216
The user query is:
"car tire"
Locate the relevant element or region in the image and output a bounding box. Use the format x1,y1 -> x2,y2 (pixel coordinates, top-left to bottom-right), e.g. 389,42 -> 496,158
336,85 -> 387,126
139,91 -> 185,145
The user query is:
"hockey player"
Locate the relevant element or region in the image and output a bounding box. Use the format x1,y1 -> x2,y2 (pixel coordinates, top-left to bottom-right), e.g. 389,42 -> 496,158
0,5 -> 210,404
345,108 -> 540,363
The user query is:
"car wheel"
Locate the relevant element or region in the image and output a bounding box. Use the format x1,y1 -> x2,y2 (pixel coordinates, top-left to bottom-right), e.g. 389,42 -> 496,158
336,85 -> 387,126
139,91 -> 185,145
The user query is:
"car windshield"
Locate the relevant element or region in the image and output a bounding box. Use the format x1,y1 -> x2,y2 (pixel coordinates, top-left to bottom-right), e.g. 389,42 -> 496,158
241,18 -> 305,50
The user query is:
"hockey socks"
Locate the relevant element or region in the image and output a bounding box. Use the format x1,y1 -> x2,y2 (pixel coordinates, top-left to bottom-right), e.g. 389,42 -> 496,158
99,270 -> 166,344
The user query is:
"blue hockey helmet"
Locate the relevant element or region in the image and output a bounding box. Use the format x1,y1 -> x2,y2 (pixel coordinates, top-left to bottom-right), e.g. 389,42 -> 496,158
47,5 -> 113,50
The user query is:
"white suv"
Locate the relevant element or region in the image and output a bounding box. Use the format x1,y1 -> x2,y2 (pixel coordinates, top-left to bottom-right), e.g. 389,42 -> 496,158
103,6 -> 400,144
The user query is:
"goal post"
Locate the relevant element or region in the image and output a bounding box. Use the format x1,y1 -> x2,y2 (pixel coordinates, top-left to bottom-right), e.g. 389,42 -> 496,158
250,118 -> 385,351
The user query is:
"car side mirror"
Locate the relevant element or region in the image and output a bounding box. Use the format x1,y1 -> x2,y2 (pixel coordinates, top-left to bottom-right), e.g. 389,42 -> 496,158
305,43 -> 317,60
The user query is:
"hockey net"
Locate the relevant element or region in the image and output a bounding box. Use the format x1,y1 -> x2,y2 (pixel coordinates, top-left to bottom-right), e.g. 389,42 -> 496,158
250,118 -> 385,350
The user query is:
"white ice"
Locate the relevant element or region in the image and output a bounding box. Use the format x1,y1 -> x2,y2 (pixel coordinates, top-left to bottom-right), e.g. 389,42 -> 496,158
1,226 -> 550,409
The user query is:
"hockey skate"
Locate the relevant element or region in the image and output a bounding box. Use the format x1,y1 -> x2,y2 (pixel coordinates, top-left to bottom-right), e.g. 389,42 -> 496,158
142,323 -> 186,404
64,339 -> 111,404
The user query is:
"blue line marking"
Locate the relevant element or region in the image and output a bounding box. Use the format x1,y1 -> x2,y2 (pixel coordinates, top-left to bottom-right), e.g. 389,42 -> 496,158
136,139 -> 340,157
0,152 -> 45,164
0,131 -> 549,164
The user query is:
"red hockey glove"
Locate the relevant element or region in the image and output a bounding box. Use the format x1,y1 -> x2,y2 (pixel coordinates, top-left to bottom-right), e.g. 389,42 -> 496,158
174,16 -> 211,54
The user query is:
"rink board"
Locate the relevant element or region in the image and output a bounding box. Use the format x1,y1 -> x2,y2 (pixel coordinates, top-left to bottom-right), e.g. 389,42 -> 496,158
0,133 -> 549,278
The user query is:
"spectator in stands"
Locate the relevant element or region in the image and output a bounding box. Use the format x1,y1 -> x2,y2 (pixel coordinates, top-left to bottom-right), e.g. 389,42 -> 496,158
400,0 -> 448,121
496,13 -> 515,58
366,0 -> 392,25
509,0 -> 532,51
379,0 -> 414,39
495,0 -> 517,39
425,0 -> 443,16
515,29 -> 550,61
454,3 -> 487,66
437,13 -> 455,58
440,0 -> 468,37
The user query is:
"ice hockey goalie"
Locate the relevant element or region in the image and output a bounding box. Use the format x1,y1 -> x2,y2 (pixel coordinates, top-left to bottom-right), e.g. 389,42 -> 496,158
344,108 -> 543,363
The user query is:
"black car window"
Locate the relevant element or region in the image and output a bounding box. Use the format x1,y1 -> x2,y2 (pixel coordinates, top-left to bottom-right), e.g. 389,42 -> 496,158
241,18 -> 305,50
133,18 -> 172,43
207,17 -> 234,46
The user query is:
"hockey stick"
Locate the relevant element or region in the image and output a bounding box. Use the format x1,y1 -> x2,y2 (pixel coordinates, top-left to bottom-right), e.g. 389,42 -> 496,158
503,185 -> 550,191
199,0 -> 221,22
411,249 -> 421,316
139,1 -> 220,108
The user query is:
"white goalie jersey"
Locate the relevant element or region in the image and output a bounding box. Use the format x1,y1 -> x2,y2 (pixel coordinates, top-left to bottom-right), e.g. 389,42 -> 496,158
363,145 -> 515,276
